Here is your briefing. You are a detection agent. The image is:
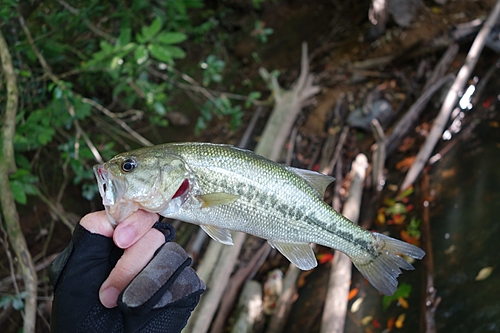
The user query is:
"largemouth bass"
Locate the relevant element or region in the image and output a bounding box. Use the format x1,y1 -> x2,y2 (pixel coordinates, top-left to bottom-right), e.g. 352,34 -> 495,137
93,142 -> 424,295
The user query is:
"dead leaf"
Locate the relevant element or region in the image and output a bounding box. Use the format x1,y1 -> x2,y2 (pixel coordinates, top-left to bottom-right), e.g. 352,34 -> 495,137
395,313 -> 406,329
361,315 -> 373,326
441,168 -> 456,178
387,317 -> 396,331
348,288 -> 359,301
377,210 -> 386,224
396,156 -> 416,171
475,267 -> 494,281
351,297 -> 364,313
393,214 -> 405,225
398,297 -> 409,309
372,318 -> 381,329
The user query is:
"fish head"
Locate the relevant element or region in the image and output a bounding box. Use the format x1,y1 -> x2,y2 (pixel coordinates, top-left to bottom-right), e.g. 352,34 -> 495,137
93,148 -> 190,225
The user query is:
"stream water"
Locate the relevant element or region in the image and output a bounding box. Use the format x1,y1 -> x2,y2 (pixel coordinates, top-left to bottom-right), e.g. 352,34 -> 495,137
431,115 -> 500,332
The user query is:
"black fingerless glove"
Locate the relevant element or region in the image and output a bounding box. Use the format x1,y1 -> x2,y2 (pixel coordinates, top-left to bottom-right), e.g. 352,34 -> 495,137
49,222 -> 205,333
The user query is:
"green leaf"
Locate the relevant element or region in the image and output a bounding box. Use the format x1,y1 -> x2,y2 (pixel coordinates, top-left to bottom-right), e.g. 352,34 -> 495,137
148,44 -> 173,62
134,45 -> 149,65
141,17 -> 162,42
153,101 -> 167,116
156,32 -> 187,45
73,98 -> 92,120
118,27 -> 131,47
37,127 -> 55,145
386,202 -> 407,215
10,180 -> 27,205
0,296 -> 13,310
162,45 -> 186,59
382,283 -> 412,310
12,297 -> 24,311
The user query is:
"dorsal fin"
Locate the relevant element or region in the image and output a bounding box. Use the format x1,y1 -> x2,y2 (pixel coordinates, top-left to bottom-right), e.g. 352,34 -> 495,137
285,166 -> 335,197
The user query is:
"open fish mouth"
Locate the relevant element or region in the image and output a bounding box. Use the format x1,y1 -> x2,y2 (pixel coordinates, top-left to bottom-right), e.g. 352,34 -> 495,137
93,164 -> 123,225
93,164 -> 114,205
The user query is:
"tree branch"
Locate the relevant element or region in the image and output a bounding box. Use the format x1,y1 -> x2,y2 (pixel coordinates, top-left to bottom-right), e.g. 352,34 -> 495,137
0,28 -> 38,333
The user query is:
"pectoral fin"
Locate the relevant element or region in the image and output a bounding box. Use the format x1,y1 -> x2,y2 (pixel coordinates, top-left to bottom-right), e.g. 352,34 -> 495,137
197,193 -> 239,208
268,240 -> 317,270
200,225 -> 234,245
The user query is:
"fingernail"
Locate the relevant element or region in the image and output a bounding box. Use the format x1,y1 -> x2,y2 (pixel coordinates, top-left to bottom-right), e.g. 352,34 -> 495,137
100,287 -> 120,308
115,226 -> 135,248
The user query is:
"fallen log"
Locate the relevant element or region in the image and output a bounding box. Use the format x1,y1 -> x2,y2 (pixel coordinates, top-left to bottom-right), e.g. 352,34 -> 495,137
320,154 -> 369,333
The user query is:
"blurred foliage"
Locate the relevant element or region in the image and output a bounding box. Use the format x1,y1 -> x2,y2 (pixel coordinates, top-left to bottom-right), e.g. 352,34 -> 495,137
0,0 -> 267,203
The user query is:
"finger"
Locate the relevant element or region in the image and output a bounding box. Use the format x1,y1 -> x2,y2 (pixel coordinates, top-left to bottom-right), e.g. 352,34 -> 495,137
79,211 -> 114,237
113,210 -> 159,249
99,227 -> 165,308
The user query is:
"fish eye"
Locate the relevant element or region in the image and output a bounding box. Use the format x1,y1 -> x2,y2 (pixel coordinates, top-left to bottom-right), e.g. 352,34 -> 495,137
121,159 -> 137,172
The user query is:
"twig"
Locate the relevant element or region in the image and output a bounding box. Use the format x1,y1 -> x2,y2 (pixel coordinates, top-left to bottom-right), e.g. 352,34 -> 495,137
322,125 -> 349,176
420,171 -> 440,333
37,192 -> 77,231
386,74 -> 455,156
320,154 -> 369,333
285,126 -> 299,166
56,0 -> 116,42
0,28 -> 38,333
400,0 -> 500,191
66,99 -> 104,163
80,97 -> 153,147
422,44 -> 459,91
0,253 -> 59,292
371,119 -> 386,191
0,219 -> 20,295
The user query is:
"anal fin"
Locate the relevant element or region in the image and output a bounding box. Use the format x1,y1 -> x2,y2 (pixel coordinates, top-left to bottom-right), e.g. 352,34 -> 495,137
200,225 -> 234,245
268,240 -> 317,270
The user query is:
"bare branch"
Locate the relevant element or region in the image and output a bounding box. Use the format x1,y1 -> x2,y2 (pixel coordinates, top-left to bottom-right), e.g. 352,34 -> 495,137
0,28 -> 38,333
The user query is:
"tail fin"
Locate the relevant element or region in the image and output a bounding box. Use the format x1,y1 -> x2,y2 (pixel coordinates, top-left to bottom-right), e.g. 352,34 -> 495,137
352,232 -> 425,295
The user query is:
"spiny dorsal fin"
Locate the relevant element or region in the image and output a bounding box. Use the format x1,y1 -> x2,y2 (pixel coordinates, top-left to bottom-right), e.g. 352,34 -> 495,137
268,240 -> 317,270
200,225 -> 234,245
197,193 -> 239,208
285,166 -> 335,197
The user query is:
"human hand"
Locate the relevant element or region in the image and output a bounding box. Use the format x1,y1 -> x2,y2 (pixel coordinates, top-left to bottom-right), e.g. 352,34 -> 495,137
49,210 -> 205,333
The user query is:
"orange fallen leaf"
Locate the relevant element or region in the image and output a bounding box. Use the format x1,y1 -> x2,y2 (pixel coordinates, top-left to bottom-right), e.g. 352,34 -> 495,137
393,214 -> 405,225
317,252 -> 334,265
348,288 -> 359,301
372,318 -> 381,329
387,317 -> 396,331
395,313 -> 406,329
398,297 -> 409,309
400,230 -> 419,245
395,156 -> 416,171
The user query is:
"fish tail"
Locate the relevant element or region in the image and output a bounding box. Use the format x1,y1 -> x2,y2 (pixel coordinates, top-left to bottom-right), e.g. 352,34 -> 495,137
351,232 -> 425,296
